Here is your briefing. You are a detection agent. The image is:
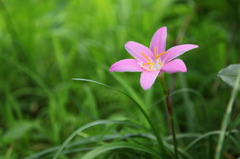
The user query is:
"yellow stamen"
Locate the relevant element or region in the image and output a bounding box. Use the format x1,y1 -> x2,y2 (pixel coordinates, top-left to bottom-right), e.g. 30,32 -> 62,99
142,62 -> 154,66
141,52 -> 151,62
142,62 -> 152,66
141,61 -> 155,70
158,62 -> 163,66
148,63 -> 154,69
156,51 -> 168,59
154,47 -> 158,57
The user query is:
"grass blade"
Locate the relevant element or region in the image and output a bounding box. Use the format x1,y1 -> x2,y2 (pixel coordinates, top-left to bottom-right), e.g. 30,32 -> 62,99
72,78 -> 168,155
184,130 -> 239,151
215,70 -> 240,159
53,120 -> 153,159
81,142 -> 162,159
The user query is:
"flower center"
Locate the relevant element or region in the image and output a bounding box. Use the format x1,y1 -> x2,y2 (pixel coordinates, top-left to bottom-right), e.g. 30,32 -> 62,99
139,47 -> 168,71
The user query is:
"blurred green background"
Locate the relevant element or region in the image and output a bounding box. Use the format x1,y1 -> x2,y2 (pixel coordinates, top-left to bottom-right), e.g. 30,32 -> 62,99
0,0 -> 240,158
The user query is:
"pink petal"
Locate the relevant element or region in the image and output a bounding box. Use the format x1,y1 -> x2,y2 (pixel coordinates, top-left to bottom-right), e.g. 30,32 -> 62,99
162,44 -> 198,63
161,59 -> 187,73
110,59 -> 144,72
125,41 -> 154,62
150,27 -> 167,54
140,71 -> 160,90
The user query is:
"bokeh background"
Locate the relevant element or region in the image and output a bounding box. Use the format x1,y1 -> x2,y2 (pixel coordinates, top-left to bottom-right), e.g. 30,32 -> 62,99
0,0 -> 240,158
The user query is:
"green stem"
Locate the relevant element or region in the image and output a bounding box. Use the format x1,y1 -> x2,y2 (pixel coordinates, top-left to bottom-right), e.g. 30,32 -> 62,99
159,75 -> 179,159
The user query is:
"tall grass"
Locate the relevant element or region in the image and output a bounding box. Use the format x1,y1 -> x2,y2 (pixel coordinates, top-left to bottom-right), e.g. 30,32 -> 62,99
0,0 -> 239,158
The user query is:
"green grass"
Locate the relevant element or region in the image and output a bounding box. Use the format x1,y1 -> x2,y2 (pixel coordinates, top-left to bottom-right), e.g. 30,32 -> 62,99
0,0 -> 240,158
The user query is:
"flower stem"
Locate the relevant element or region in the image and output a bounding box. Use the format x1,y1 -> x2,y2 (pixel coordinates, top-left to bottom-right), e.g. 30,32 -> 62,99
159,75 -> 179,159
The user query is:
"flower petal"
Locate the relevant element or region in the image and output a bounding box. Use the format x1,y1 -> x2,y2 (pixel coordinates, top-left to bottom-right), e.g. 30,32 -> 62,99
110,59 -> 144,72
163,44 -> 198,63
161,59 -> 187,73
125,41 -> 154,62
140,71 -> 159,90
150,27 -> 167,54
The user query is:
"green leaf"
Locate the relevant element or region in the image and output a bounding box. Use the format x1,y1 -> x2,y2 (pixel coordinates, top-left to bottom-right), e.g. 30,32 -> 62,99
218,64 -> 240,90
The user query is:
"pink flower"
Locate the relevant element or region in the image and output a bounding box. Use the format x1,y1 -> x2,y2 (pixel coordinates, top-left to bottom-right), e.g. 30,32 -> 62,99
110,27 -> 198,90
